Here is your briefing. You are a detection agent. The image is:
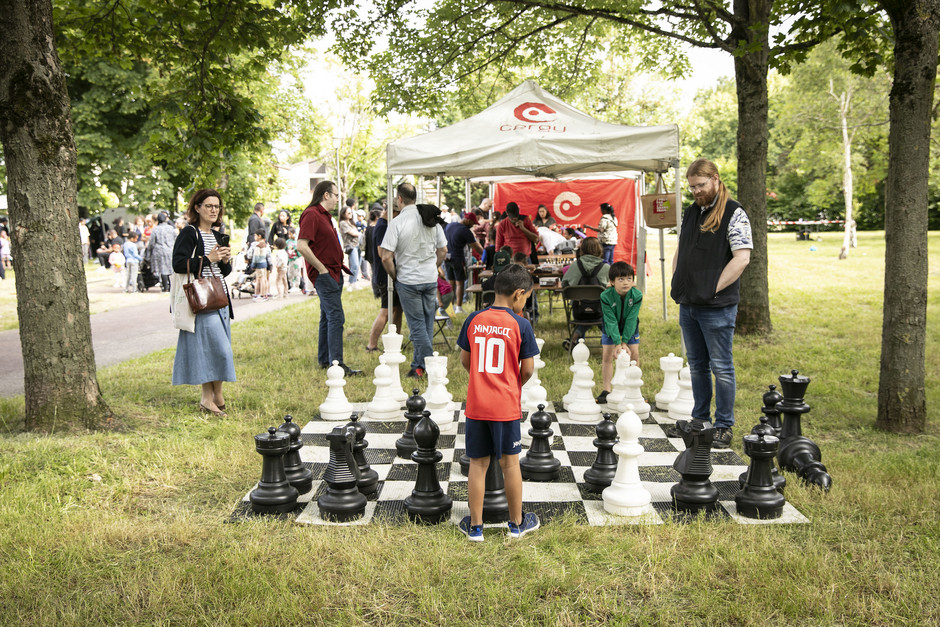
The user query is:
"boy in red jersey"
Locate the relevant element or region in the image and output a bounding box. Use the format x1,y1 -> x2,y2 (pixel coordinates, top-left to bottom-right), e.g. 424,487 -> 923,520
456,264 -> 541,541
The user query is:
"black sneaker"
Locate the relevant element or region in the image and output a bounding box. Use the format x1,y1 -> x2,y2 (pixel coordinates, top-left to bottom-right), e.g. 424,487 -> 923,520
712,427 -> 733,449
662,423 -> 681,438
337,363 -> 362,376
406,367 -> 425,378
595,390 -> 609,404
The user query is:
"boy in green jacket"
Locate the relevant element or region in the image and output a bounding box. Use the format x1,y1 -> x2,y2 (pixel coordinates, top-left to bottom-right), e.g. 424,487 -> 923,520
596,262 -> 643,404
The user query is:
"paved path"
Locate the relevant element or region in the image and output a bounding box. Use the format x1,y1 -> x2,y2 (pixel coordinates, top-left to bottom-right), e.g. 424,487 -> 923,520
0,289 -> 312,397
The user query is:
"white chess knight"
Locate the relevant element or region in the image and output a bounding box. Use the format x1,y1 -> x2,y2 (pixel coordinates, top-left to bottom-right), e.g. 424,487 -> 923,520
567,366 -> 602,423
381,323 -> 408,404
606,350 -> 630,407
603,404 -> 653,517
423,351 -> 454,426
655,353 -> 684,411
523,338 -> 548,414
564,339 -> 592,410
618,360 -> 650,420
319,360 -> 354,421
667,365 -> 694,424
365,356 -> 402,420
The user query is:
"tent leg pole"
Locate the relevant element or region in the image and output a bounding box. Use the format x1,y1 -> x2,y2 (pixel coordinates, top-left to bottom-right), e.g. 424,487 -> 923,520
660,229 -> 667,321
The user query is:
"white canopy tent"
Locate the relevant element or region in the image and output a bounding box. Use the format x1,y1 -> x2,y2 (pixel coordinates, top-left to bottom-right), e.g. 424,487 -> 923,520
385,79 -> 682,317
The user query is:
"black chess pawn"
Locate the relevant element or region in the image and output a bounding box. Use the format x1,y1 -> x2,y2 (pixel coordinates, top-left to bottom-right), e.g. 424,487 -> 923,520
277,415 -> 313,495
404,410 -> 453,523
396,388 -> 424,458
317,425 -> 367,522
761,384 -> 784,437
345,413 -> 379,497
249,427 -> 299,514
670,420 -> 720,513
583,412 -> 619,493
738,415 -> 786,493
776,370 -> 832,491
735,429 -> 786,519
520,404 -> 561,481
482,455 -> 510,524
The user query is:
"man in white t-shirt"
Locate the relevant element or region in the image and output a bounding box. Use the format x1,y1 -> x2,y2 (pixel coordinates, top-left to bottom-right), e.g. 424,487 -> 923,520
379,182 -> 447,378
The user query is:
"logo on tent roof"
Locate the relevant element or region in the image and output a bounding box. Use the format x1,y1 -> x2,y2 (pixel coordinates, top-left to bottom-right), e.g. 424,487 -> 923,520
501,102 -> 567,133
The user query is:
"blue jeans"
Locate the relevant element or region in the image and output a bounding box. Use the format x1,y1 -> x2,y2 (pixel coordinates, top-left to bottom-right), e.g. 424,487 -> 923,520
315,273 -> 345,366
396,281 -> 436,370
346,247 -> 360,285
602,244 -> 615,264
679,304 -> 738,429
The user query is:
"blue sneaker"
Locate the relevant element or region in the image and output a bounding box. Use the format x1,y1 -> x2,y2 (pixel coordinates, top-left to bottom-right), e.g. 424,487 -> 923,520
458,516 -> 484,542
507,512 -> 540,538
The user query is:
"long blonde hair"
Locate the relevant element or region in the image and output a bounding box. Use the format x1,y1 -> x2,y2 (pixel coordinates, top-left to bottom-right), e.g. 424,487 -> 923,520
686,159 -> 729,233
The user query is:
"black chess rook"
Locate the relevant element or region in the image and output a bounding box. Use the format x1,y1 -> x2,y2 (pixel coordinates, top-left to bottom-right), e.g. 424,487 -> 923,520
317,425 -> 367,522
249,427 -> 299,514
735,430 -> 786,519
738,414 -> 786,492
404,410 -> 453,523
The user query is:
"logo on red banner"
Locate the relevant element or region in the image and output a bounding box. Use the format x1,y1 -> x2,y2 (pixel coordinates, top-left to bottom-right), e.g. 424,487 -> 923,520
500,101 -> 567,133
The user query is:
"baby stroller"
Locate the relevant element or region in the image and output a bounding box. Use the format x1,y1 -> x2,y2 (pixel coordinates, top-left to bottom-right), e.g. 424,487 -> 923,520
136,260 -> 161,292
229,250 -> 256,298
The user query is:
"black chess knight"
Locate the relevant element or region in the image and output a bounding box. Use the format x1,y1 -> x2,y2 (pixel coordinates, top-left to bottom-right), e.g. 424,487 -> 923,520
670,420 -> 719,513
317,425 -> 367,522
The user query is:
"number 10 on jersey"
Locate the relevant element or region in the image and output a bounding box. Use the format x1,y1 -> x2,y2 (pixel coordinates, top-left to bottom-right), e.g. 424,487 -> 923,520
473,336 -> 506,374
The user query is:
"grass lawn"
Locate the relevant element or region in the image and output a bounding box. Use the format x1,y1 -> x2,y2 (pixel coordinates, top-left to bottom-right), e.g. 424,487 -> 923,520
0,231 -> 938,626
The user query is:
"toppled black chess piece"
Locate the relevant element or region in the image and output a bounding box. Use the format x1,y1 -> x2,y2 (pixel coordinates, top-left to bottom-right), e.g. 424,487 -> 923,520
670,420 -> 719,513
738,415 -> 786,492
761,385 -> 784,437
520,404 -> 561,481
396,388 -> 424,458
735,428 -> 786,519
250,427 -> 299,514
277,415 -> 313,495
317,425 -> 367,522
345,413 -> 379,497
583,412 -> 619,493
777,370 -> 832,491
482,455 -> 510,524
404,409 -> 453,523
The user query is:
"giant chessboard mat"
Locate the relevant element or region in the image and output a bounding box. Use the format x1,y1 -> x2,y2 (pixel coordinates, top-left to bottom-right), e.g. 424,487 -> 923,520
231,403 -> 809,526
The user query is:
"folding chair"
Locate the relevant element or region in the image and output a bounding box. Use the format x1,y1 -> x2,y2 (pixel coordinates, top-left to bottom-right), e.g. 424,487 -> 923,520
561,284 -> 605,356
432,315 -> 454,351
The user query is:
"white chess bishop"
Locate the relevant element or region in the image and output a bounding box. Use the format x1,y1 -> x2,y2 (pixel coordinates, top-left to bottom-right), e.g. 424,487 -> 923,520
381,323 -> 408,404
655,353 -> 683,411
365,356 -> 402,420
423,351 -> 454,427
319,360 -> 353,422
603,404 -> 653,517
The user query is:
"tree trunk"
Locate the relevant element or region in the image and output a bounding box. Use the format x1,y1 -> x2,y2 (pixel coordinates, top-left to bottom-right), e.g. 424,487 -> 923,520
875,0 -> 939,433
0,0 -> 109,431
732,0 -> 772,335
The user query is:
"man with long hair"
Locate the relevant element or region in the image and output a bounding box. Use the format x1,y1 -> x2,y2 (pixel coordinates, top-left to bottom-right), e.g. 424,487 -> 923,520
670,159 -> 752,449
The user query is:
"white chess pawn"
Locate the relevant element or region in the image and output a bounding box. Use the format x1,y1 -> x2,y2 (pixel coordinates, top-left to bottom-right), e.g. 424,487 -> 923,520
365,356 -> 402,420
655,353 -> 683,411
618,360 -> 650,420
606,350 -> 631,407
523,338 -> 547,412
424,351 -> 454,426
381,323 -> 408,404
564,339 -> 591,410
667,365 -> 694,424
522,386 -> 548,447
567,366 -> 601,423
319,360 -> 354,421
603,404 -> 653,517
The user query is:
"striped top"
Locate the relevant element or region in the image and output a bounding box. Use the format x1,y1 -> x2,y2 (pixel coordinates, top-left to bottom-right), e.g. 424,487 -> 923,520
198,229 -> 229,296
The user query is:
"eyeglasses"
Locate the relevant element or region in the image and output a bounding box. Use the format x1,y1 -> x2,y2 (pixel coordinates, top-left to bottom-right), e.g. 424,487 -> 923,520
201,203 -> 221,210
688,179 -> 713,192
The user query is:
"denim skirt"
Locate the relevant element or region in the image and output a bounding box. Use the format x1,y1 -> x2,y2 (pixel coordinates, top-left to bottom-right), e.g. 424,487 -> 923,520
172,307 -> 236,385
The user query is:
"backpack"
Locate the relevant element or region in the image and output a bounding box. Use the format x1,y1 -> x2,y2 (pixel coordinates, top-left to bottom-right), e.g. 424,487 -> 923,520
572,258 -> 603,319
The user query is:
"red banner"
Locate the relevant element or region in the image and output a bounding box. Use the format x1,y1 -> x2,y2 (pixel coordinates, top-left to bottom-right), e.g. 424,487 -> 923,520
494,178 -> 637,267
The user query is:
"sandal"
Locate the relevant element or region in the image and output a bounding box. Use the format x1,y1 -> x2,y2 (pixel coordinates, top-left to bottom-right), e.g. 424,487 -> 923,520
365,346 -> 380,353
200,403 -> 226,417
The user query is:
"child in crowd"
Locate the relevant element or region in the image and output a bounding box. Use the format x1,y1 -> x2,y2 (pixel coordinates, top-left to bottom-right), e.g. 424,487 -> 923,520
108,243 -> 125,288
122,232 -> 142,293
0,231 -> 11,269
596,261 -> 643,404
272,237 -> 289,299
249,229 -> 271,301
457,264 -> 541,542
436,272 -> 454,318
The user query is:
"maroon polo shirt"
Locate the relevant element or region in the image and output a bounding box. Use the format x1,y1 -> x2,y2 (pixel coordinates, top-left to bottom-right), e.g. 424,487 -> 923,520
298,204 -> 345,283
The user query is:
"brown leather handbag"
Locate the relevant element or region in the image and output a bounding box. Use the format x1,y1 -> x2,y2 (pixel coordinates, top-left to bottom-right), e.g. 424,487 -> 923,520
183,242 -> 228,314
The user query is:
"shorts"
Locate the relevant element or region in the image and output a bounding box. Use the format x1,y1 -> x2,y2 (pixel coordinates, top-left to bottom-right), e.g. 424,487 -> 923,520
602,321 -> 640,346
443,260 -> 467,282
464,418 -> 522,460
252,261 -> 268,270
373,283 -> 401,310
